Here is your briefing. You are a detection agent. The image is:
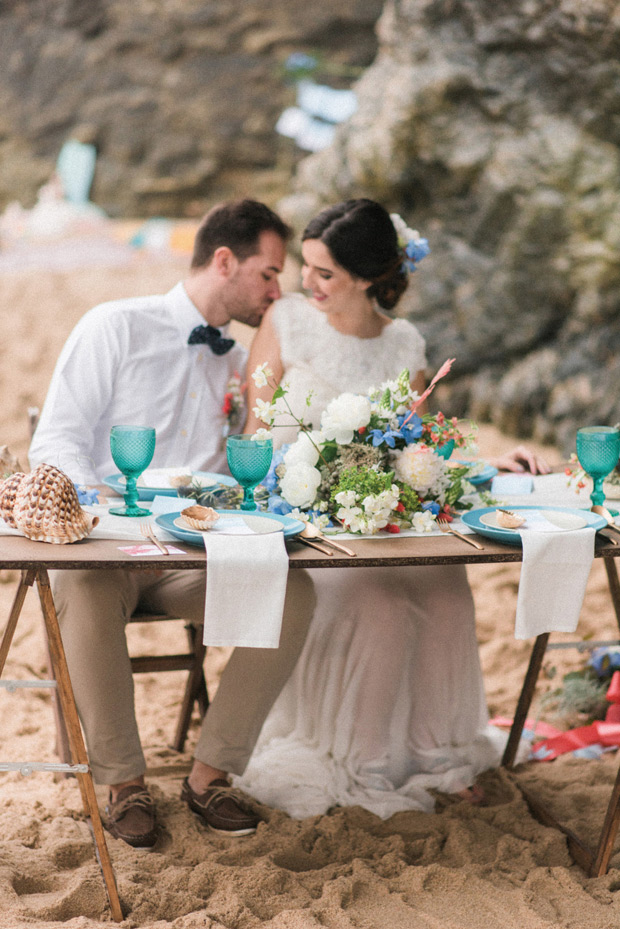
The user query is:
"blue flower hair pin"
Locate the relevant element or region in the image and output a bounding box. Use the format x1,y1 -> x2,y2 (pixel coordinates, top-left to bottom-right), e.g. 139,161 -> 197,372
390,213 -> 430,273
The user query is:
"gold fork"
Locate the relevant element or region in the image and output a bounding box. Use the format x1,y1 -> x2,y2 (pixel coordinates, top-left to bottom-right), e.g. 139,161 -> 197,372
139,520 -> 169,555
436,517 -> 484,550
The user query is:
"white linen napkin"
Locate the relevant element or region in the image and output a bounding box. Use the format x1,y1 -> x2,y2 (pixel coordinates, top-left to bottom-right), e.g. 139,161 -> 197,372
202,524 -> 289,649
515,514 -> 596,639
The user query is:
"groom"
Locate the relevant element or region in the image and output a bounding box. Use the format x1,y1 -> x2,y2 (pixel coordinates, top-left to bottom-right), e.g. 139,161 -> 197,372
29,200 -> 316,849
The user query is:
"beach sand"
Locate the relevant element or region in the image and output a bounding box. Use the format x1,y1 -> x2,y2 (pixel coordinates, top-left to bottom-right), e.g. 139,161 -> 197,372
1,240 -> 620,928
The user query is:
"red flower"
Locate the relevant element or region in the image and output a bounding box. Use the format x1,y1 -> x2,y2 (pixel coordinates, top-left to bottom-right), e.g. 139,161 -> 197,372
395,501 -> 406,513
222,394 -> 233,415
384,523 -> 401,534
358,426 -> 366,435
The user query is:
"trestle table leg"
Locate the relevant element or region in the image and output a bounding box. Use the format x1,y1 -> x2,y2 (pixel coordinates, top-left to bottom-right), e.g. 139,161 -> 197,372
0,569 -> 35,676
603,557 -> 620,636
36,568 -> 123,922
502,632 -> 550,768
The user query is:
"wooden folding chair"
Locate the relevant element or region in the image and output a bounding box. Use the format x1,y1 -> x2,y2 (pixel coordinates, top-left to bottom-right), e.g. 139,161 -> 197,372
51,612 -> 209,766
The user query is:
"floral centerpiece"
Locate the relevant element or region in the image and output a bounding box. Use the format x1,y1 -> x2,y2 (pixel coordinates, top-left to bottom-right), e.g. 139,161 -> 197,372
252,360 -> 480,535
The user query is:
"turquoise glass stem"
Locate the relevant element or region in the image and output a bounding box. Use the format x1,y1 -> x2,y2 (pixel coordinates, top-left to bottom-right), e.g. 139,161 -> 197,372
226,434 -> 273,511
576,426 -> 620,509
109,425 -> 156,517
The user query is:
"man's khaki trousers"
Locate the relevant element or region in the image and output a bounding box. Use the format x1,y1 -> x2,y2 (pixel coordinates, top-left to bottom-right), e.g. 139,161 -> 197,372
51,567 -> 315,785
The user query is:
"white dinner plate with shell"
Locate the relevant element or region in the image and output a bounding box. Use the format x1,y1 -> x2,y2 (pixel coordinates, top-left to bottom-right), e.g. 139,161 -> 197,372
479,509 -> 588,532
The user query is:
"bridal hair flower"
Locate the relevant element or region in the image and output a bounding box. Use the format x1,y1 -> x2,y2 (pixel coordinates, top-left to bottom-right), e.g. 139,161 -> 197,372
390,213 -> 430,273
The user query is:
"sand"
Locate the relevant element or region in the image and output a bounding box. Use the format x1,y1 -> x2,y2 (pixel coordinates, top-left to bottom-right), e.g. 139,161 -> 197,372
2,235 -> 620,928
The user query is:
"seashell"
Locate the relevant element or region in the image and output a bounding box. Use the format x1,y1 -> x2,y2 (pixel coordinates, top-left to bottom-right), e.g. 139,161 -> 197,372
0,464 -> 99,544
168,474 -> 193,488
180,505 -> 220,531
0,471 -> 25,527
496,508 -> 526,529
0,445 -> 23,480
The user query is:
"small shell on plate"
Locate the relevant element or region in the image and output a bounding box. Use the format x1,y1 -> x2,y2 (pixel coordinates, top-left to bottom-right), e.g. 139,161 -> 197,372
168,474 -> 193,488
180,505 -> 220,531
496,508 -> 526,529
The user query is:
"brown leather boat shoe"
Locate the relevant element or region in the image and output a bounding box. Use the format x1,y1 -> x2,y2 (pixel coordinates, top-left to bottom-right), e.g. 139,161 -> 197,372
181,777 -> 259,836
105,785 -> 157,849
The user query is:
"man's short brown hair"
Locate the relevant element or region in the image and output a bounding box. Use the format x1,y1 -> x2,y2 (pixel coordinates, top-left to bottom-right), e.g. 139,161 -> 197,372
191,199 -> 292,269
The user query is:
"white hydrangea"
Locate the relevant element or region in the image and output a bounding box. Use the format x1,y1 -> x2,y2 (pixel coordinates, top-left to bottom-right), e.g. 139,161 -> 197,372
361,486 -> 399,529
320,393 -> 372,445
336,504 -> 365,534
283,430 -> 323,468
334,489 -> 358,508
279,461 -> 321,509
392,445 -> 451,498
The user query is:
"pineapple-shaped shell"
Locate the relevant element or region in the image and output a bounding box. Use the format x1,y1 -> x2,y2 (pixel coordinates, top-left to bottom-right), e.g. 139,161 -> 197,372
0,464 -> 99,543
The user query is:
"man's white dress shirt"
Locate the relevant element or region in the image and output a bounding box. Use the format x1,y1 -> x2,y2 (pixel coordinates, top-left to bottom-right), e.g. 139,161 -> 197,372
29,282 -> 248,483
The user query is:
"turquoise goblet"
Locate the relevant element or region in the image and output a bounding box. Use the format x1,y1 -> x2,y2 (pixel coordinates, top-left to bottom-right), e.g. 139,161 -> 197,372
109,425 -> 156,517
576,426 -> 620,509
226,434 -> 273,511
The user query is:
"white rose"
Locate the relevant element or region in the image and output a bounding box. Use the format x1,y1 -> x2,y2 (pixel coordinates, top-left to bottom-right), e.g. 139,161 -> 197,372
280,461 -> 321,509
283,430 -> 323,468
320,393 -> 372,444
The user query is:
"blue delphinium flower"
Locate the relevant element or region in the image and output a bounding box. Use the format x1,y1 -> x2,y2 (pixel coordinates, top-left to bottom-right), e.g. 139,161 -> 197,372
370,428 -> 401,448
262,446 -> 287,493
267,494 -> 294,516
402,237 -> 431,272
422,501 -> 440,515
397,412 -> 423,443
74,485 -> 99,505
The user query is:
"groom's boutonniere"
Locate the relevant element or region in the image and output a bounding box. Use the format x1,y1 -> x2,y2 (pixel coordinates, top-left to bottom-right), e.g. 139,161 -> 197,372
221,372 -> 246,446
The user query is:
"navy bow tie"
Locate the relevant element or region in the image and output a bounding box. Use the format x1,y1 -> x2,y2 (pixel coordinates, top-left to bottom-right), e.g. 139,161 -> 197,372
188,324 -> 235,355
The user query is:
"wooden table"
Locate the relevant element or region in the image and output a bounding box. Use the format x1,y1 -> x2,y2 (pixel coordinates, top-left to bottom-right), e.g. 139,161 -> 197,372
2,527 -> 620,919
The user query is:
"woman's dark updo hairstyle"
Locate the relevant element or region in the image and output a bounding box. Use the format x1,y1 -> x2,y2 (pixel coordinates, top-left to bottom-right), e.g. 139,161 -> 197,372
301,198 -> 408,310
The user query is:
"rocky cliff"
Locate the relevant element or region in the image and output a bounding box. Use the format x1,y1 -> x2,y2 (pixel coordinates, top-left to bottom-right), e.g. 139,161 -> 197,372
0,0 -> 382,216
281,0 -> 620,454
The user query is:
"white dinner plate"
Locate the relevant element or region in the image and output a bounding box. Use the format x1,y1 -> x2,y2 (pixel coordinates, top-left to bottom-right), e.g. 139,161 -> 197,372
479,509 -> 588,532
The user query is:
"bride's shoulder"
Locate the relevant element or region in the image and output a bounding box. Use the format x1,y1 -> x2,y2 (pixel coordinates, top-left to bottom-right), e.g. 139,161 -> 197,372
385,316 -> 425,347
271,293 -> 319,334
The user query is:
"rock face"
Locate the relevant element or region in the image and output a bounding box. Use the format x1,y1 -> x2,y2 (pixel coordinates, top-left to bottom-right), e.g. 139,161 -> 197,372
0,0 -> 382,217
280,0 -> 620,454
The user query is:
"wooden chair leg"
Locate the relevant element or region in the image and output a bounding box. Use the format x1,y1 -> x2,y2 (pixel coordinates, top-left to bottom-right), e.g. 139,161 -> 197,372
170,624 -> 209,753
36,569 -> 123,923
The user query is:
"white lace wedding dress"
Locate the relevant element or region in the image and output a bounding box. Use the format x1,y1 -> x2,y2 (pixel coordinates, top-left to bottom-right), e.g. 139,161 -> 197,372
235,294 -> 507,819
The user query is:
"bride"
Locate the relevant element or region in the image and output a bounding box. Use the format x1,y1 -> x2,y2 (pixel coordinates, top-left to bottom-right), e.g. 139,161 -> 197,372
237,199 -> 538,819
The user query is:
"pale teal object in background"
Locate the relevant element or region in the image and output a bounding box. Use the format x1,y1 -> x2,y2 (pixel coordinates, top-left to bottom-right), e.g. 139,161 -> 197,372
56,140 -> 97,204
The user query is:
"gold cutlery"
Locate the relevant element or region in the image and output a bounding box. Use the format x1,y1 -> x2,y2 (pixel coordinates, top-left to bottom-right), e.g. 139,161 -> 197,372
297,536 -> 334,556
139,521 -> 169,555
436,518 -> 485,550
591,504 -> 620,539
300,523 -> 357,556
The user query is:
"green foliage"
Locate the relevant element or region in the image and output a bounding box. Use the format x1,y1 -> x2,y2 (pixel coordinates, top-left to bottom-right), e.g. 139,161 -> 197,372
330,466 -> 395,505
